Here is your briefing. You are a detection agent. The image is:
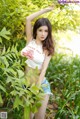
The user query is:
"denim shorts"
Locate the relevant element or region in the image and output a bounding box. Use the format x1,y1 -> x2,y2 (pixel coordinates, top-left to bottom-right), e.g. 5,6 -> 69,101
22,77 -> 52,95
41,77 -> 52,95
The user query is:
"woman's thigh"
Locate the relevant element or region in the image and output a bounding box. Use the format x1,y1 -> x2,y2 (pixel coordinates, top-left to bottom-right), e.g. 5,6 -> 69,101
35,94 -> 49,119
30,112 -> 34,119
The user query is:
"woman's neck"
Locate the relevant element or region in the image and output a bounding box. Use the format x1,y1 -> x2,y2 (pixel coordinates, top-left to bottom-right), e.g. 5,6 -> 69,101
35,39 -> 42,46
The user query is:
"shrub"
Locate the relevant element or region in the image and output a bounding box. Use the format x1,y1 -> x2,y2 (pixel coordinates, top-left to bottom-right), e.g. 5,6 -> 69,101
46,53 -> 80,119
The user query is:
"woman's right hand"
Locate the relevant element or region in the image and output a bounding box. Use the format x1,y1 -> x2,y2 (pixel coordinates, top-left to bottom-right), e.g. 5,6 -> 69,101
22,52 -> 28,57
45,5 -> 54,11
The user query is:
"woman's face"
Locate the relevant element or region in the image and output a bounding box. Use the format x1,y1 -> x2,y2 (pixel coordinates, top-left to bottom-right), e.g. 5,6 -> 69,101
36,26 -> 48,41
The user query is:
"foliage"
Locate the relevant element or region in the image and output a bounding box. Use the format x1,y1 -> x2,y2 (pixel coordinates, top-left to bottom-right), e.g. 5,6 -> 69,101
0,46 -> 44,119
46,53 -> 80,119
0,0 -> 80,118
0,27 -> 11,51
0,0 -> 80,49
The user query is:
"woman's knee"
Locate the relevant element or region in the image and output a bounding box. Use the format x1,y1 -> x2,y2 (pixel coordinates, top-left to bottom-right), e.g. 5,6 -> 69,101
35,114 -> 45,119
30,112 -> 34,119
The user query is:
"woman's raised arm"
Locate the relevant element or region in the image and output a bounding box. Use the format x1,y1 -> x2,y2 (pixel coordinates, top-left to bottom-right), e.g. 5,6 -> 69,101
26,6 -> 54,43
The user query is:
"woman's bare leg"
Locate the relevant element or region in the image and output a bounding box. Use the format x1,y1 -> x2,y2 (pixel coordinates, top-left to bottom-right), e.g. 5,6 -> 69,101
30,112 -> 34,119
35,94 -> 49,119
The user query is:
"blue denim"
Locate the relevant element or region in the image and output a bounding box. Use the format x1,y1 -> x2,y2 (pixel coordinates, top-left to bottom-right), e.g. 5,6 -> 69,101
41,77 -> 52,95
22,77 -> 53,95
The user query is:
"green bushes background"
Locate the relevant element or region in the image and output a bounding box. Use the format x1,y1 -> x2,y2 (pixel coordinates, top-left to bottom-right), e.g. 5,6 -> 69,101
46,54 -> 80,118
0,0 -> 80,119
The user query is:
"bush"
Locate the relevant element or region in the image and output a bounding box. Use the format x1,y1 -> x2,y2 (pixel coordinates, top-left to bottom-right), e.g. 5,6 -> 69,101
46,53 -> 80,119
0,46 -> 44,119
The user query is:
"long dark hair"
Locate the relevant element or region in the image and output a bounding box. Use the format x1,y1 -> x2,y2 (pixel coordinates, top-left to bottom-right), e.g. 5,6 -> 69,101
33,18 -> 54,56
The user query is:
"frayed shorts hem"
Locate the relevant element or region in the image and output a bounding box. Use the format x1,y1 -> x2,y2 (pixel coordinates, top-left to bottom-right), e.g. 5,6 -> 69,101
41,77 -> 52,95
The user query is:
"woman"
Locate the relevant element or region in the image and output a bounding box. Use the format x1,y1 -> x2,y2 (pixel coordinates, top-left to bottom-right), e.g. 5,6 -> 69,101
21,6 -> 54,119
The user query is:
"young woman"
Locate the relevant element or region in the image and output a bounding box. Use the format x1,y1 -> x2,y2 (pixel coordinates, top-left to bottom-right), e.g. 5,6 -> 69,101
21,6 -> 54,119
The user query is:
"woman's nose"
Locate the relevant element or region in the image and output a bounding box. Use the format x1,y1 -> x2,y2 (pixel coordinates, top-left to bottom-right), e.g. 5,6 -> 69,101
42,31 -> 45,35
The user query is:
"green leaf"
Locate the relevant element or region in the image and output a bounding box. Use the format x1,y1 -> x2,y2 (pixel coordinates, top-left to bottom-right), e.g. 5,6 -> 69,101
25,100 -> 31,107
0,37 -> 2,43
3,57 -> 9,67
10,90 -> 17,96
0,84 -> 6,92
17,70 -> 24,78
6,76 -> 12,83
31,101 -> 41,113
0,93 -> 3,104
8,68 -> 17,76
2,46 -> 6,54
24,105 -> 30,119
30,85 -> 39,94
36,101 -> 41,108
13,95 -> 23,109
31,105 -> 38,113
0,27 -> 11,40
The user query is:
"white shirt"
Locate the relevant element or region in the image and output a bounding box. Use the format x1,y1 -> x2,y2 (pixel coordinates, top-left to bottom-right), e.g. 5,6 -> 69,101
21,40 -> 45,69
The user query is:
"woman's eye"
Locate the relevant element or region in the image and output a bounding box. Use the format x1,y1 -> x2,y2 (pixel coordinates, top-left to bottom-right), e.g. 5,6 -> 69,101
45,30 -> 48,32
38,30 -> 48,32
39,29 -> 42,31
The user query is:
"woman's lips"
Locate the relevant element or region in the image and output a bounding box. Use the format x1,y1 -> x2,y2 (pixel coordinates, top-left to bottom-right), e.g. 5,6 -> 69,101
41,37 -> 44,39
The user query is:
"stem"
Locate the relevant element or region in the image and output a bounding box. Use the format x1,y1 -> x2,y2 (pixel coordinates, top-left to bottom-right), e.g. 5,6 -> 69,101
24,105 -> 30,119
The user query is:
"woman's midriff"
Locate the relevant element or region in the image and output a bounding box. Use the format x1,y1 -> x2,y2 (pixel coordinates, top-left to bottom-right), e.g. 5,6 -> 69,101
24,65 -> 40,84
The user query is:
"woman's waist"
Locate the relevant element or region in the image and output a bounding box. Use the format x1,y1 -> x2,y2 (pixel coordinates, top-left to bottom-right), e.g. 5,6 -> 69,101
25,65 -> 41,75
25,66 -> 47,84
25,59 -> 43,70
